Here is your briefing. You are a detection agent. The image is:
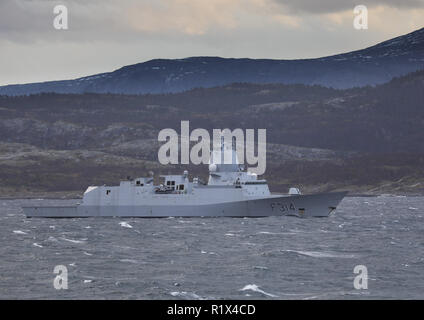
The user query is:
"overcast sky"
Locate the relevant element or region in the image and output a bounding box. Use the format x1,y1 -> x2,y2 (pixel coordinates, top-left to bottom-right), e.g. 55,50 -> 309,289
0,0 -> 423,86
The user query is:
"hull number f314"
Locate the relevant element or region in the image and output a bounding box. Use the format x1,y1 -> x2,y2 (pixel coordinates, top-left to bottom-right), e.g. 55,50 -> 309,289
270,202 -> 296,212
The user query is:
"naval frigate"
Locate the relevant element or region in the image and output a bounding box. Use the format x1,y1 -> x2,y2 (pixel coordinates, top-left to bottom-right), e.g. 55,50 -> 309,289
23,139 -> 346,218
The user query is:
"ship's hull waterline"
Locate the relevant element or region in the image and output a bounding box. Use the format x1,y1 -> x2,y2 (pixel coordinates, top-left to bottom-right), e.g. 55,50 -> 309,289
23,192 -> 346,218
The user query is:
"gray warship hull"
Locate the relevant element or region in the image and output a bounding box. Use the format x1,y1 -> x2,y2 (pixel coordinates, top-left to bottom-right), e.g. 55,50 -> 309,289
23,191 -> 346,218
23,138 -> 348,219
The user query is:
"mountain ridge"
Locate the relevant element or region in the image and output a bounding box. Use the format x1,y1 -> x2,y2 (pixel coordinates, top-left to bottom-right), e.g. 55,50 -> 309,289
1,27 -> 423,95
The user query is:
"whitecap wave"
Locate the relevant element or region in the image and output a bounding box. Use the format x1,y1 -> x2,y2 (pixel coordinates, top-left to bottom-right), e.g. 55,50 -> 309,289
253,266 -> 269,270
257,231 -> 286,235
119,222 -> 133,228
119,259 -> 138,264
240,284 -> 278,298
240,242 -> 257,246
13,230 -> 27,235
200,250 -> 216,255
47,236 -> 58,242
61,237 -> 87,244
284,249 -> 356,258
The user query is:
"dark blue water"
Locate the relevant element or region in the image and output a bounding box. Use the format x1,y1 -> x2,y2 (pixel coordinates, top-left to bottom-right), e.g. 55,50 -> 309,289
0,196 -> 423,299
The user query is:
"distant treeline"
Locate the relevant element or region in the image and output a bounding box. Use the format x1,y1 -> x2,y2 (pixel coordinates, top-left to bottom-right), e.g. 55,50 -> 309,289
0,70 -> 423,153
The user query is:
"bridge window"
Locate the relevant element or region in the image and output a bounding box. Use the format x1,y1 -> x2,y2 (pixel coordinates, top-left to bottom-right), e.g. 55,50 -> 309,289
179,184 -> 184,190
106,190 -> 111,195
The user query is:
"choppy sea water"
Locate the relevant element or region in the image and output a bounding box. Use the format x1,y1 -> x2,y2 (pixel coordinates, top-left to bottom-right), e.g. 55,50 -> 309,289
0,196 -> 423,299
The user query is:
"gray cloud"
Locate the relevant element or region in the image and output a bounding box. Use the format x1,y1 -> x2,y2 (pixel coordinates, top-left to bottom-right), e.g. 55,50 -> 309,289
0,0 -> 423,85
1,0 -> 423,42
0,0 -> 125,42
273,0 -> 424,14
